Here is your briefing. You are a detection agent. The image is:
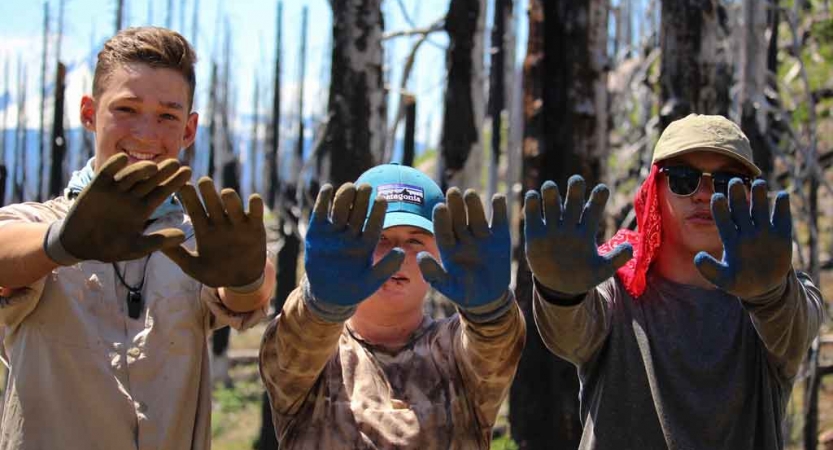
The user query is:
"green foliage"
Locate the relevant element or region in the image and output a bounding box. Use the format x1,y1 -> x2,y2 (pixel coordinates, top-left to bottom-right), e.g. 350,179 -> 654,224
414,147 -> 437,168
491,435 -> 520,450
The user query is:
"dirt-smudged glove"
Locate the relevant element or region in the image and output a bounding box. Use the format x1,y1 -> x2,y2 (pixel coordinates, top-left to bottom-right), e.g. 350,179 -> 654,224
44,153 -> 191,265
304,182 -> 405,307
694,179 -> 792,298
162,177 -> 267,288
524,176 -> 633,296
417,188 -> 511,309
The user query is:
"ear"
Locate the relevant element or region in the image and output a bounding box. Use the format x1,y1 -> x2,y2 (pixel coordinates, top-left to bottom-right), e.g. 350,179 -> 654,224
182,112 -> 199,148
79,95 -> 96,132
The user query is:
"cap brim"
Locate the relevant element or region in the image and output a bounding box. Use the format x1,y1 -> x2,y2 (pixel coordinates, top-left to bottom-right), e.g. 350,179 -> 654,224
382,211 -> 434,234
654,145 -> 762,177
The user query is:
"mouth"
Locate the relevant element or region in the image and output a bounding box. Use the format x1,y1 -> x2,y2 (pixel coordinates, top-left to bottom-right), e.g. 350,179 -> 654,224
387,274 -> 410,285
686,210 -> 714,224
121,146 -> 160,162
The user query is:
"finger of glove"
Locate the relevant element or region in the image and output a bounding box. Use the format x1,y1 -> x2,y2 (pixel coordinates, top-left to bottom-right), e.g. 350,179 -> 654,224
417,251 -> 450,287
133,228 -> 188,256
540,180 -> 562,227
523,190 -> 546,239
311,184 -> 334,226
348,183 -> 372,236
748,180 -> 770,228
562,175 -> 586,227
131,160 -> 181,197
177,184 -> 208,228
772,191 -> 792,237
604,242 -> 634,271
370,248 -> 406,286
198,177 -> 227,224
221,189 -> 246,224
694,251 -> 733,290
710,193 -> 738,243
727,179 -> 753,233
113,162 -> 159,192
144,167 -> 192,209
361,196 -> 387,245
160,244 -> 200,279
432,203 -> 456,250
98,153 -> 130,180
464,189 -> 490,238
247,194 -> 264,222
331,183 -> 357,230
490,194 -> 509,236
582,184 -> 610,234
446,188 -> 471,242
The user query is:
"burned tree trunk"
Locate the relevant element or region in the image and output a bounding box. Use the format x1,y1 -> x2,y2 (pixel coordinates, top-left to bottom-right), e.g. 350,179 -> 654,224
322,0 -> 385,187
487,0 -> 512,202
14,59 -> 28,203
38,1 -> 49,202
509,0 -> 610,447
48,62 -> 66,199
439,0 -> 486,191
659,0 -> 731,129
402,95 -> 416,167
738,0 -> 773,179
265,1 -> 282,211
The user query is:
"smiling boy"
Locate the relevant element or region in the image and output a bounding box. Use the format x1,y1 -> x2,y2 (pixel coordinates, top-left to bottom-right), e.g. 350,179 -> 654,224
0,27 -> 273,449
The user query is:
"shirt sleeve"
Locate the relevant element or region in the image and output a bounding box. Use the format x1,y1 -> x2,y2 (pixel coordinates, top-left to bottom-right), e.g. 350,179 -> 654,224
258,278 -> 345,416
453,291 -> 526,430
532,278 -> 616,367
200,285 -> 268,331
0,202 -> 64,329
741,269 -> 824,381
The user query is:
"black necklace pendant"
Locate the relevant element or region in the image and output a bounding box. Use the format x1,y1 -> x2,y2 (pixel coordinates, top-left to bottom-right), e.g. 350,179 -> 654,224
127,290 -> 143,319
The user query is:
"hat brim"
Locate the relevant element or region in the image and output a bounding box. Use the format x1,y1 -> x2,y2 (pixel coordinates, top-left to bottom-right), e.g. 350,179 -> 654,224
382,211 -> 434,234
653,145 -> 762,177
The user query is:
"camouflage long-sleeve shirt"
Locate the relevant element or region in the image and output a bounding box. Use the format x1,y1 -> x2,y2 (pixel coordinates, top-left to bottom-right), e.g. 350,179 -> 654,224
259,281 -> 525,449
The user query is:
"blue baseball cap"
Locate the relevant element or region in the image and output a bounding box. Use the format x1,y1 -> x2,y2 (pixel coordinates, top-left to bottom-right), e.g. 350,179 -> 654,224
355,164 -> 445,234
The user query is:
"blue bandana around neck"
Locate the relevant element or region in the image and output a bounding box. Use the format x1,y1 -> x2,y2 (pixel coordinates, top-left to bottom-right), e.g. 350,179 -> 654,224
66,157 -> 183,220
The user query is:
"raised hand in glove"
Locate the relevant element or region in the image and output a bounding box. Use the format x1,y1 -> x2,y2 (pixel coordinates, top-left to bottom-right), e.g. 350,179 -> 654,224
694,179 -> 792,298
162,177 -> 266,288
45,153 -> 191,265
524,176 -> 633,296
304,183 -> 405,307
417,188 -> 511,309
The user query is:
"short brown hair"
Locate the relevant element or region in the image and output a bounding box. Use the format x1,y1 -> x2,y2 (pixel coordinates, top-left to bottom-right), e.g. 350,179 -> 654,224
93,26 -> 197,108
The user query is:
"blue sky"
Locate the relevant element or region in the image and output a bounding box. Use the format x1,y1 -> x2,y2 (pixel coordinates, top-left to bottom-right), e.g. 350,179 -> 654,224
0,0 -> 532,148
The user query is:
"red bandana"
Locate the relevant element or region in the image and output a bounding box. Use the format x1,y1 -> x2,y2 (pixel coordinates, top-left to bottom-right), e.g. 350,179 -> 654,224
598,165 -> 663,298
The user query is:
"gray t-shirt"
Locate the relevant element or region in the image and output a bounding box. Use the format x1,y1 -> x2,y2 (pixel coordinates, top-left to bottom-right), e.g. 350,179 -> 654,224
533,269 -> 823,450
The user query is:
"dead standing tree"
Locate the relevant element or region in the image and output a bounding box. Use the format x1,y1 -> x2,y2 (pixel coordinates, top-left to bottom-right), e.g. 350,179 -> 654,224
321,0 -> 386,187
659,0 -> 731,129
439,0 -> 486,192
509,0 -> 611,447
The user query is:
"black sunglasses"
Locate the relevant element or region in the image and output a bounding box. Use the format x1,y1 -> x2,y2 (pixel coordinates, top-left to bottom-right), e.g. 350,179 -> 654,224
659,165 -> 753,197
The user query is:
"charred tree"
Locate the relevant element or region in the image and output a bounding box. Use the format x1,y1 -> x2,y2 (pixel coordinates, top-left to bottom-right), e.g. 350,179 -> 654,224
38,1 -> 49,202
265,1 -> 282,211
738,0 -> 773,179
487,0 -> 512,201
403,95 -> 416,167
439,0 -> 486,191
658,0 -> 731,129
509,0 -> 610,447
48,62 -> 66,199
321,0 -> 385,187
14,58 -> 27,203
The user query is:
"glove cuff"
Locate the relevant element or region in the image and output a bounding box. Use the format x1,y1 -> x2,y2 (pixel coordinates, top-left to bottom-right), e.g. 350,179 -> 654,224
459,290 -> 514,324
43,220 -> 82,266
302,277 -> 356,323
533,277 -> 587,306
227,272 -> 266,294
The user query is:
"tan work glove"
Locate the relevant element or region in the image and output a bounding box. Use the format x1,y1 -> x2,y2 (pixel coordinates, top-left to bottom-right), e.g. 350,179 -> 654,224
162,177 -> 267,288
44,153 -> 192,265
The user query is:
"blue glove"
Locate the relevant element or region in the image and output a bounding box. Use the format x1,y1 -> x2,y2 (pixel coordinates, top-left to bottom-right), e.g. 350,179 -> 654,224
304,182 -> 405,307
417,188 -> 511,309
524,176 -> 633,295
694,179 -> 792,298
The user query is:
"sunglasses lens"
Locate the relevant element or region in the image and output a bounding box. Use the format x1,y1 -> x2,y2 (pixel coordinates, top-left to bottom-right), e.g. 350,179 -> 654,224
665,167 -> 701,196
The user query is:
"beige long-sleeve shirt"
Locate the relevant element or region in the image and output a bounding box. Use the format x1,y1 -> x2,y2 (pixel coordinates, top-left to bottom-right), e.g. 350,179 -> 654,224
259,282 -> 525,449
0,197 -> 266,450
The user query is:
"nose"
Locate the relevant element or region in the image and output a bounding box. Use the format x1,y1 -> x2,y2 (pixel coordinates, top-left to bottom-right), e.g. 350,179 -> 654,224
130,114 -> 161,141
692,175 -> 715,202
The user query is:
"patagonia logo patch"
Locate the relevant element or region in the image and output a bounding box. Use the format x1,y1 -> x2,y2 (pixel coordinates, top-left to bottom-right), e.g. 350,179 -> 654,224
377,183 -> 424,206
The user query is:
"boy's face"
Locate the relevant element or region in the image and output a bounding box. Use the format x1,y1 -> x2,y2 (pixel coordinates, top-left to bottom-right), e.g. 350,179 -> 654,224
358,225 -> 440,316
657,150 -> 752,257
80,62 -> 198,171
